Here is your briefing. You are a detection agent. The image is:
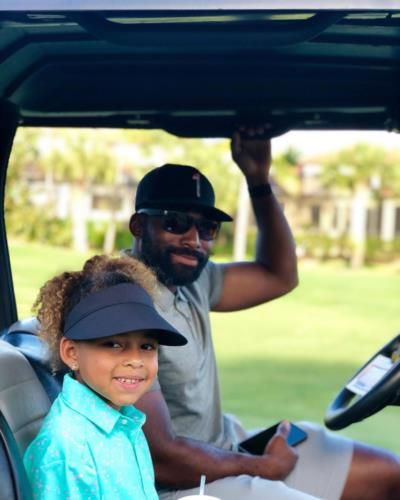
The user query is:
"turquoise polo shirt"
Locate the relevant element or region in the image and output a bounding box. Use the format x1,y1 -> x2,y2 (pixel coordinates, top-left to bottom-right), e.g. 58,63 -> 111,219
23,374 -> 158,500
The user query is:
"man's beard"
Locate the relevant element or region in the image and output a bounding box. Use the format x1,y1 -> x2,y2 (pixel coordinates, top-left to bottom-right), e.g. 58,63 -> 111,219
140,227 -> 209,287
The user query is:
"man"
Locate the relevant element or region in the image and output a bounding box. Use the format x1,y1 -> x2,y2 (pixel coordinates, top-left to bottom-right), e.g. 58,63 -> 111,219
128,130 -> 400,500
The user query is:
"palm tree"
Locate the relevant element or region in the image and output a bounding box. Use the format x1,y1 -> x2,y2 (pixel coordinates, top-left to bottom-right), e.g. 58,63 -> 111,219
320,143 -> 400,268
273,146 -> 302,195
6,128 -> 43,239
41,129 -> 121,252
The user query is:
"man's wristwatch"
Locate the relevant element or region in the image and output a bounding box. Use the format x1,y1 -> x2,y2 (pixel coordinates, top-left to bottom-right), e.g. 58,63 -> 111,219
248,183 -> 273,198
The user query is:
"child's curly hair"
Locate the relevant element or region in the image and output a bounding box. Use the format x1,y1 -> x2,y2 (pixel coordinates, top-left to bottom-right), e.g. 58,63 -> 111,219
33,255 -> 159,372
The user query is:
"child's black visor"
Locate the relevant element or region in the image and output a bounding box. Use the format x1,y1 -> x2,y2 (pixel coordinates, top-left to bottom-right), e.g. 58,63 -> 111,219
63,283 -> 187,346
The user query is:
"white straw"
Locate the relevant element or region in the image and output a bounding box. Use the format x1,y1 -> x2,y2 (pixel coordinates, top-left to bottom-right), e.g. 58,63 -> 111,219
199,474 -> 206,496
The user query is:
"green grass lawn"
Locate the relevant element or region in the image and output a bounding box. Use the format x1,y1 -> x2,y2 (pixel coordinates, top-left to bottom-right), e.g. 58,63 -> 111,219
8,241 -> 400,453
10,241 -> 91,317
212,261 -> 400,452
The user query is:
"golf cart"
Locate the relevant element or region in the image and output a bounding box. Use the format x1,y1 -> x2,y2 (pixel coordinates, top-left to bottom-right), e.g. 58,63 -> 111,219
0,3 -> 399,498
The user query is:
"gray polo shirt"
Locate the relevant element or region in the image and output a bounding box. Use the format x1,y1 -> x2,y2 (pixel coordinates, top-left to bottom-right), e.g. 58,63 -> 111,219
151,260 -> 237,449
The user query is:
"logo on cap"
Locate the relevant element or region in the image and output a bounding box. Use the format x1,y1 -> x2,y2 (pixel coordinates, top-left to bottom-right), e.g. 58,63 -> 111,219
192,172 -> 201,198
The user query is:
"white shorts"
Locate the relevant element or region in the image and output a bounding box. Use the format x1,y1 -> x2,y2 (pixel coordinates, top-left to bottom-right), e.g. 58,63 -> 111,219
159,422 -> 353,500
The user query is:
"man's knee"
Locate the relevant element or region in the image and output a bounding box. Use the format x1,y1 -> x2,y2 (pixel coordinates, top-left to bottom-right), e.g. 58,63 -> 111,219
342,442 -> 400,500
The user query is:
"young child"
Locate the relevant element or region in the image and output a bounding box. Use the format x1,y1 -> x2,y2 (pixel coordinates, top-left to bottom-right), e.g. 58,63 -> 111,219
23,254 -> 187,500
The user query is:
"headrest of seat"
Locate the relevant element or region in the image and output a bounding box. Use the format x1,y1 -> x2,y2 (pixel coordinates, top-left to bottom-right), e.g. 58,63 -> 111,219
7,317 -> 39,335
2,319 -> 63,405
3,317 -> 50,366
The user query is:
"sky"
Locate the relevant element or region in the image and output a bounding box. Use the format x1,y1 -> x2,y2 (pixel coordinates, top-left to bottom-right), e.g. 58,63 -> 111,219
273,130 -> 400,158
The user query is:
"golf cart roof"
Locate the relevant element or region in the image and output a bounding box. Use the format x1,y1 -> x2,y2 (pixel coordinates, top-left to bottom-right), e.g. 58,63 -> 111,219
0,5 -> 399,138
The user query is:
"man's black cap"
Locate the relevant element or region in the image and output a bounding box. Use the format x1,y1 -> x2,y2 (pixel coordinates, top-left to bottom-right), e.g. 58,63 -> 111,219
135,164 -> 232,222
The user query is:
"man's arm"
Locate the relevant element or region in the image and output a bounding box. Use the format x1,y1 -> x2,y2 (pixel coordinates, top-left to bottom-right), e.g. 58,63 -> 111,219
136,390 -> 297,488
213,130 -> 298,312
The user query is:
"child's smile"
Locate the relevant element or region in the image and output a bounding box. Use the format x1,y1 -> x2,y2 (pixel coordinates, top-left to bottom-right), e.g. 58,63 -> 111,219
114,376 -> 145,388
113,375 -> 147,393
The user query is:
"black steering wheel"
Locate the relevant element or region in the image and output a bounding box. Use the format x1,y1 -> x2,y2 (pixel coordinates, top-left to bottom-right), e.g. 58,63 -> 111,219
324,334 -> 400,430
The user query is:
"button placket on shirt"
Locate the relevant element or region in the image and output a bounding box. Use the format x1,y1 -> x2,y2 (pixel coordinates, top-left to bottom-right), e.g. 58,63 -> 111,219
119,415 -> 142,440
174,294 -> 191,319
175,291 -> 207,349
116,415 -> 147,496
174,290 -> 198,337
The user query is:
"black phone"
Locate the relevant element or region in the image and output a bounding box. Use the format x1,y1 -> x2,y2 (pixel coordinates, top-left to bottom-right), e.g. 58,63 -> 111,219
238,422 -> 307,455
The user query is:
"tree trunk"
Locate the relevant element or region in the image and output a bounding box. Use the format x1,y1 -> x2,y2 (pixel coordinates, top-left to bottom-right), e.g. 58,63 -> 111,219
233,177 -> 250,261
103,219 -> 117,254
103,184 -> 120,254
381,198 -> 396,242
71,185 -> 89,253
349,183 -> 369,268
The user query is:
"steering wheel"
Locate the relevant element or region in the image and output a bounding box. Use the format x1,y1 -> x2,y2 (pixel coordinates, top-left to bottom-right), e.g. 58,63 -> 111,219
324,334 -> 400,430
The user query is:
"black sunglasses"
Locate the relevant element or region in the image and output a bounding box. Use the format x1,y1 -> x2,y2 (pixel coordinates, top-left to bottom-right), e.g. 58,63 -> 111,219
138,209 -> 221,241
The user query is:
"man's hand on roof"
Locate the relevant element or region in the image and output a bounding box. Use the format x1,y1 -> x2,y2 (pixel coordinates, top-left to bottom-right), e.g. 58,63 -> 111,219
231,127 -> 271,185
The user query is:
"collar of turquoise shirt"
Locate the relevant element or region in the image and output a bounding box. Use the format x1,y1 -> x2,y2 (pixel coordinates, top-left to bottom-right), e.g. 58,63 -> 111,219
61,373 -> 146,435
